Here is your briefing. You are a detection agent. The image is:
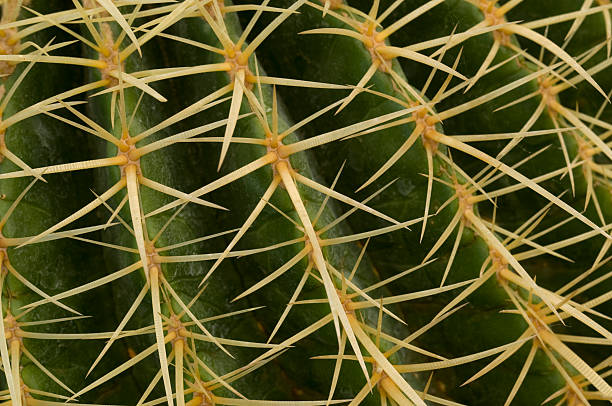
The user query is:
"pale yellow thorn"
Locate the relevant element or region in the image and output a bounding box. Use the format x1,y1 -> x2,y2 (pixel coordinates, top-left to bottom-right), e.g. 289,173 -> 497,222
215,399 -> 350,406
556,102 -> 612,164
562,0 -> 594,47
147,153 -> 275,217
182,345 -> 242,399
174,340 -> 185,406
360,278 -> 475,307
377,0 -> 444,40
300,27 -> 366,42
132,62 -> 230,81
440,221 -> 464,287
18,178 -> 126,248
71,0 -> 103,46
396,335 -> 533,373
557,334 -> 612,345
278,97 -> 347,141
510,24 -> 608,99
0,50 -> 39,113
103,193 -> 129,231
348,236 -> 368,281
432,45 -> 464,104
465,40 -> 500,93
68,335 -> 174,402
357,124 -> 423,192
268,263 -> 313,343
282,108 -> 413,156
319,178 -> 398,235
475,164 -> 576,204
504,342 -> 538,406
500,269 -> 612,342
439,67 -> 553,121
133,84 -> 232,143
158,238 -> 304,264
327,330 -> 347,406
461,331 -> 530,386
349,314 -> 426,406
423,209 -> 462,264
485,222 -> 571,262
157,227 -> 241,253
523,3 -> 612,31
139,176 -> 226,211
5,261 -> 81,315
337,61 -> 380,114
11,339 -> 21,406
1,147 -> 46,183
386,67 -> 438,118
604,8 -> 612,59
543,329 -> 612,397
184,331 -> 277,349
95,0 -> 141,55
277,162 -> 345,340
327,262 -> 405,324
255,76 -> 349,92
21,346 -> 74,395
432,132 -> 610,240
149,268 -> 174,406
453,128 -> 571,143
420,147 -> 435,242
0,176 -> 38,229
109,70 -> 167,102
21,261 -> 141,311
54,98 -> 122,148
120,0 -> 193,60
435,268 -> 496,320
18,315 -> 89,327
233,247 -> 309,303
126,165 -> 150,273
323,216 -> 424,246
161,277 -> 232,357
249,314 -> 333,367
87,282 -> 149,377
294,172 -> 401,226
360,323 -> 445,360
6,81 -> 106,131
0,156 -> 126,181
381,46 -> 467,81
0,53 -> 105,68
133,107 -> 242,157
364,259 -> 436,294
195,1 -> 233,51
409,21 -> 510,55
348,373 -> 383,406
386,304 -> 468,358
379,378 -> 413,406
135,353 -> 170,406
218,70 -> 245,171
242,0 -> 307,60
466,210 -> 560,315
0,273 -> 16,402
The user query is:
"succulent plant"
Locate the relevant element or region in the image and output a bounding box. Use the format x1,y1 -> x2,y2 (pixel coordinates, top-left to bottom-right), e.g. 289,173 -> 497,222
0,0 -> 610,405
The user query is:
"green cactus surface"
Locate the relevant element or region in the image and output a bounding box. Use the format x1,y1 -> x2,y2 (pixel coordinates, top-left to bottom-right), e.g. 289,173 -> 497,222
0,0 -> 610,405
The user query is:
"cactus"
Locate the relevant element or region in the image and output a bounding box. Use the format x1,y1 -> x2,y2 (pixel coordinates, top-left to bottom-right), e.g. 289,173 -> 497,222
0,0 -> 610,405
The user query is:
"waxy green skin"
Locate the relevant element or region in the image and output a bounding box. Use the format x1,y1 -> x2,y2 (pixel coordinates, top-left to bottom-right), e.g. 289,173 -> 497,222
0,1 -> 138,402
